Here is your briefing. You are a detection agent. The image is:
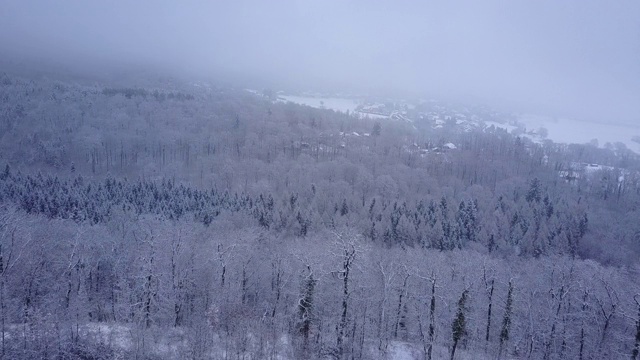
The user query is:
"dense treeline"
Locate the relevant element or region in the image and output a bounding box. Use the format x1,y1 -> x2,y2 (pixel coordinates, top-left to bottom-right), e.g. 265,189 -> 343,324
1,70 -> 640,358
0,208 -> 637,359
2,71 -> 639,263
0,166 -> 590,259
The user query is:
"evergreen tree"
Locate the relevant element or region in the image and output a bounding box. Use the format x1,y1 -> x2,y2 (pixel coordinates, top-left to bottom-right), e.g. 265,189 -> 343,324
372,121 -> 381,136
633,295 -> 640,360
526,177 -> 542,203
0,165 -> 9,181
298,267 -> 316,349
451,289 -> 469,360
340,198 -> 349,216
499,281 -> 514,357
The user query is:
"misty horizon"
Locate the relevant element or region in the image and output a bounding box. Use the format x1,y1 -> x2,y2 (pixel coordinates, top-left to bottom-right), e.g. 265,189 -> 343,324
1,1 -> 639,123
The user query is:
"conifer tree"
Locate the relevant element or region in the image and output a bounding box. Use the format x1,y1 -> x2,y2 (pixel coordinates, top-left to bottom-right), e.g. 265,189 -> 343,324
451,289 -> 469,360
633,295 -> 640,360
499,281 -> 513,357
298,267 -> 316,350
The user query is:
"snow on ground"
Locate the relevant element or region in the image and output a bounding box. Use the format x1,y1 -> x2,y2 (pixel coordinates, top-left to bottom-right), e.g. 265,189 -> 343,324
83,323 -> 135,350
387,342 -> 420,359
20,321 -> 517,360
517,114 -> 640,153
384,341 -> 512,360
278,95 -> 359,113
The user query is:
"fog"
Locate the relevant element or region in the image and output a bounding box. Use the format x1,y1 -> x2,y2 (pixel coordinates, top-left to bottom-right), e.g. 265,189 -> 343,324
1,0 -> 639,123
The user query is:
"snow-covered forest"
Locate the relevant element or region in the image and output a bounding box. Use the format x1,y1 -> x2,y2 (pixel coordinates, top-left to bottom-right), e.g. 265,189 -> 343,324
0,69 -> 639,359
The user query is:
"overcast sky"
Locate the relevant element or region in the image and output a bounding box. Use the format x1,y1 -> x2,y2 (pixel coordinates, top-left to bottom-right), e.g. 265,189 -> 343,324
1,1 -> 639,123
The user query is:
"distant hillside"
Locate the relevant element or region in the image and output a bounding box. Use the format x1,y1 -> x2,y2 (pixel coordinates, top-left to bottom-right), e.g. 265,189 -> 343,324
0,70 -> 639,359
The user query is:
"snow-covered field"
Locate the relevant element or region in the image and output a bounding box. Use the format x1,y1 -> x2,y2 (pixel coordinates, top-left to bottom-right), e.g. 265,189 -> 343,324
278,94 -> 359,113
277,94 -> 401,120
491,114 -> 640,153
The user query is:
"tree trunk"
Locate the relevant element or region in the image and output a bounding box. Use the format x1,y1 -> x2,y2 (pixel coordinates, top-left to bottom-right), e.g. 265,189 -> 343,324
428,279 -> 436,360
485,279 -> 494,345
